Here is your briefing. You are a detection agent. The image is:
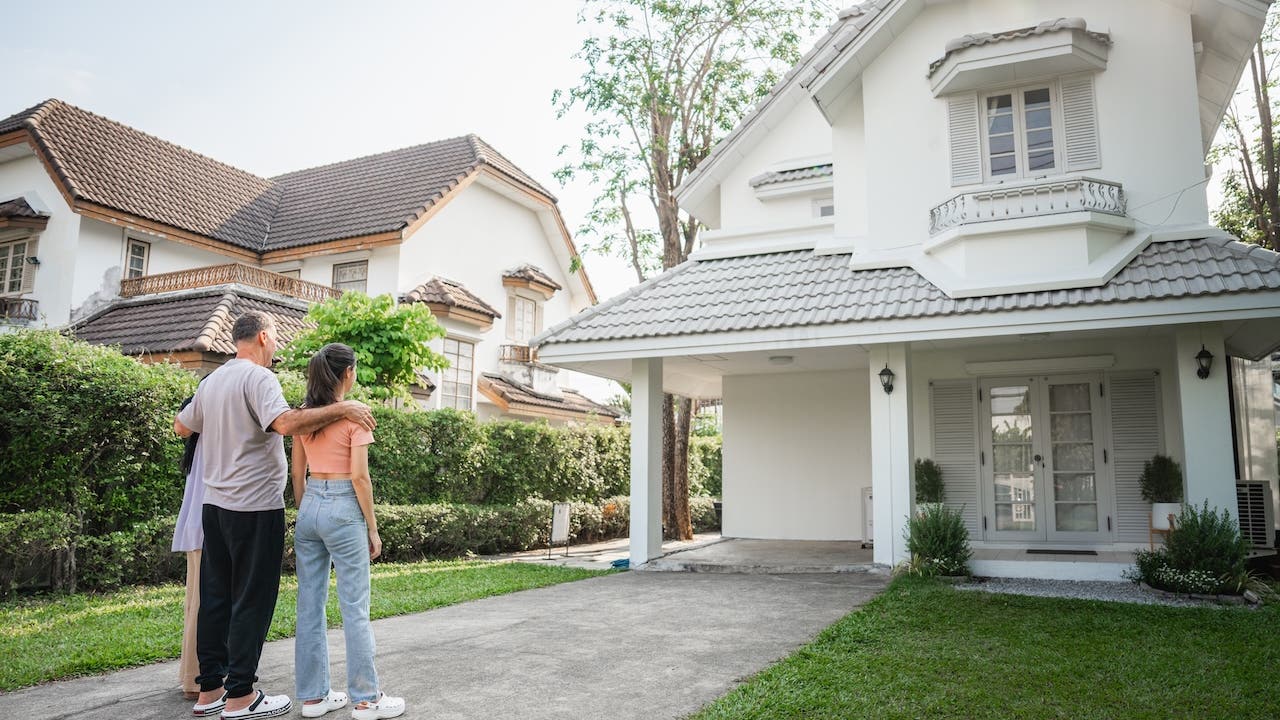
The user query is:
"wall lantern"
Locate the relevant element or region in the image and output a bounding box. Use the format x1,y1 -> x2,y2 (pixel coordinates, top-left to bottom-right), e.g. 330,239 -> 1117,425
25,256 -> 39,265
1195,345 -> 1214,379
878,364 -> 895,394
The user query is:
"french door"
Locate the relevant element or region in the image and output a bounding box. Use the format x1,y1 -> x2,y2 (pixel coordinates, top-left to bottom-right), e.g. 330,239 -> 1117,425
980,374 -> 1112,544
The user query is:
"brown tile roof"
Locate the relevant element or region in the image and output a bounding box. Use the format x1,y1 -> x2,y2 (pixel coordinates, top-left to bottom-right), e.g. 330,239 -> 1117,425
401,277 -> 501,319
70,286 -> 310,356
479,373 -> 621,420
0,196 -> 48,219
0,100 -> 558,253
503,264 -> 562,291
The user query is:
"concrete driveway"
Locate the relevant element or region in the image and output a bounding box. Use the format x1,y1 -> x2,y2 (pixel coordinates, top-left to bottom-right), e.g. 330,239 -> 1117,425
0,570 -> 888,720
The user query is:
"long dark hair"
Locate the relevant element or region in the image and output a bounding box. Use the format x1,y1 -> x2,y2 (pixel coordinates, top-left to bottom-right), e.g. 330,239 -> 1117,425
305,343 -> 357,408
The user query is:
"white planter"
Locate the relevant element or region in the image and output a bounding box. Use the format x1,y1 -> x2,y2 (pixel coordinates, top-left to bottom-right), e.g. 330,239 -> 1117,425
1151,503 -> 1181,530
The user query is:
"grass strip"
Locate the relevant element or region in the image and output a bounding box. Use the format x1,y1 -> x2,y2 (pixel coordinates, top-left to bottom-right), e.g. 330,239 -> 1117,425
0,560 -> 608,691
693,576 -> 1280,720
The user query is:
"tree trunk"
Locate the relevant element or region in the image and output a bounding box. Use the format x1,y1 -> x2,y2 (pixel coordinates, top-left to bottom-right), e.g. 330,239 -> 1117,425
673,396 -> 694,539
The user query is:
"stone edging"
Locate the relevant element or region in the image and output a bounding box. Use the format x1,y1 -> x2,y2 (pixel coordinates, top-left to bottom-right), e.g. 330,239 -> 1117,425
1138,582 -> 1256,605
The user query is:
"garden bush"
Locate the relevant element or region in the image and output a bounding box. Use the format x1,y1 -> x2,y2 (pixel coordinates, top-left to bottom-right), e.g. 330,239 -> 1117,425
0,511 -> 75,599
914,458 -> 944,503
76,517 -> 185,591
689,436 -> 722,497
901,503 -> 972,577
1129,501 -> 1250,594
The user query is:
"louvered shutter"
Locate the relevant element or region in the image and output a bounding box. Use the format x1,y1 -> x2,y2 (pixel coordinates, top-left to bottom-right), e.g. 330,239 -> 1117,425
947,93 -> 982,186
1061,74 -> 1101,172
1108,372 -> 1163,543
505,295 -> 516,341
534,301 -> 543,335
930,380 -> 981,535
19,237 -> 37,293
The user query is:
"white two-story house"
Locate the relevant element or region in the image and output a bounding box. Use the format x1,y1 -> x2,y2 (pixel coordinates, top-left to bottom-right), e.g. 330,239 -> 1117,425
0,99 -> 618,425
535,0 -> 1280,577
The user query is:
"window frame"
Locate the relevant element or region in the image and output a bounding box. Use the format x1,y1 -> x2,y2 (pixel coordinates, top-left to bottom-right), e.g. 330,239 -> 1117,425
978,81 -> 1064,183
812,197 -> 835,219
125,236 -> 151,279
332,260 -> 369,293
511,295 -> 537,344
441,336 -> 475,411
0,237 -> 30,296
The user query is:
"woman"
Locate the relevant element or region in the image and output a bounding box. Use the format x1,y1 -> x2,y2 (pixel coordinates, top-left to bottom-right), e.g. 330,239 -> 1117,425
172,394 -> 207,704
291,343 -> 405,720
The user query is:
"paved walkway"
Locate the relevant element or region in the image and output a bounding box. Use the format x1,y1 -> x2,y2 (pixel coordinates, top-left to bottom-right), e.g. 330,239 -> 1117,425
0,570 -> 888,720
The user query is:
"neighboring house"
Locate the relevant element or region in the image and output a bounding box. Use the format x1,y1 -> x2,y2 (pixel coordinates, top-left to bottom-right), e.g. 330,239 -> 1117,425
535,0 -> 1280,577
0,99 -> 618,425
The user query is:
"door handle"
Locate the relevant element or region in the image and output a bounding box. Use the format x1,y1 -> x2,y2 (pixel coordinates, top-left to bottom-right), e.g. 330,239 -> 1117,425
1033,454 -> 1043,465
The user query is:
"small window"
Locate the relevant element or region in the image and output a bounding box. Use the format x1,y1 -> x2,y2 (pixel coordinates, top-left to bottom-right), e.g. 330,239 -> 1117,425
982,85 -> 1058,180
0,239 -> 28,294
126,238 -> 150,279
332,261 -> 368,293
442,337 -> 474,410
512,296 -> 537,343
813,198 -> 835,218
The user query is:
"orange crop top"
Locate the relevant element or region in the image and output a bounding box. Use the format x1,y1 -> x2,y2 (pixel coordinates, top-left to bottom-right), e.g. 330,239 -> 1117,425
297,418 -> 375,474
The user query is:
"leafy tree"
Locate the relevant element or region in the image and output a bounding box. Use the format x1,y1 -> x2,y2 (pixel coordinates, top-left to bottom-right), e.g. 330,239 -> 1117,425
1213,5 -> 1280,250
555,0 -> 822,539
280,292 -> 448,402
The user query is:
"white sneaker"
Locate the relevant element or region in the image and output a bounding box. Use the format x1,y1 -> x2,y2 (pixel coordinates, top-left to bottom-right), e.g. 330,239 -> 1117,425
219,690 -> 292,719
351,693 -> 406,720
301,690 -> 349,717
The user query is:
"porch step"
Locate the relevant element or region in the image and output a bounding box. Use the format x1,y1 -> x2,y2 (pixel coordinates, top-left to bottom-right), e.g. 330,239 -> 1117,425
641,538 -> 882,574
971,558 -> 1131,582
645,558 -> 879,574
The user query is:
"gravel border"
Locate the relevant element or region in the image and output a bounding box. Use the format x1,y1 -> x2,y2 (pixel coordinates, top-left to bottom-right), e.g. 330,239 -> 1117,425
954,577 -> 1239,607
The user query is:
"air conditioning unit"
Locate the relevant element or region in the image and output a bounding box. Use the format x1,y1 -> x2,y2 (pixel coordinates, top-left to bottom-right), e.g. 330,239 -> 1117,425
1236,481 -> 1276,549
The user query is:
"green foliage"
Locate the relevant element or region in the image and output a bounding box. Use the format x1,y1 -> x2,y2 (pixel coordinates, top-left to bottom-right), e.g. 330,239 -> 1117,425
689,436 -> 722,497
0,511 -> 75,599
901,504 -> 972,577
0,330 -> 196,534
76,517 -> 185,592
279,292 -> 448,402
1139,454 -> 1184,503
1129,501 -> 1250,594
914,458 -> 945,504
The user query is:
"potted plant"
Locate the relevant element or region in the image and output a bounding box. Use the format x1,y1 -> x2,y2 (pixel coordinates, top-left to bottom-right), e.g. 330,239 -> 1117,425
1140,454 -> 1184,530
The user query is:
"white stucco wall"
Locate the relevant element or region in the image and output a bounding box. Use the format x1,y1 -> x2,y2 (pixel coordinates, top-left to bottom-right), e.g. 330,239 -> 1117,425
0,153 -> 79,327
722,370 -> 871,541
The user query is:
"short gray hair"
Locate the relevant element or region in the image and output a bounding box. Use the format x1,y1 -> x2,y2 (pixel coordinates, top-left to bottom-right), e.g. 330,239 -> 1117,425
232,311 -> 275,344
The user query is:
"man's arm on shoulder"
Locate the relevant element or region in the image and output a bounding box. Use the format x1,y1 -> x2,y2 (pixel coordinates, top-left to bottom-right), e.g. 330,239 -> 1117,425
271,401 -> 376,436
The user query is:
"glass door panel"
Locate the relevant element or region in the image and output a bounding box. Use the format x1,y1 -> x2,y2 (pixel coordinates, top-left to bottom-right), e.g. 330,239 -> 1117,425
1044,377 -> 1109,542
983,382 -> 1043,540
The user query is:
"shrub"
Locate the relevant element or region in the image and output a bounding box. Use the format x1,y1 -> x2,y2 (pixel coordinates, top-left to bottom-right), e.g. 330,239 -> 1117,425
1139,454 -> 1184,503
76,517 -> 185,591
914,458 -> 944,503
0,511 -> 75,598
901,503 -> 971,577
689,436 -> 722,497
1128,501 -> 1250,594
0,330 -> 196,534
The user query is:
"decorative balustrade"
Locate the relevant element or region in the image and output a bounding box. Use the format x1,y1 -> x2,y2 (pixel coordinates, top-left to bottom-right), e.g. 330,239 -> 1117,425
929,177 -> 1126,235
0,297 -> 38,322
119,263 -> 341,303
499,344 -> 537,363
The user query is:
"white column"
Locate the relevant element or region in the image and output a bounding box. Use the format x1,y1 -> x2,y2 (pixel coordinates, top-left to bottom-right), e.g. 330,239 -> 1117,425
1173,325 -> 1238,517
868,343 -> 913,567
630,357 -> 663,566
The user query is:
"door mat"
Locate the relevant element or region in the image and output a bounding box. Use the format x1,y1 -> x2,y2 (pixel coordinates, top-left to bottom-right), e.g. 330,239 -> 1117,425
1026,549 -> 1098,556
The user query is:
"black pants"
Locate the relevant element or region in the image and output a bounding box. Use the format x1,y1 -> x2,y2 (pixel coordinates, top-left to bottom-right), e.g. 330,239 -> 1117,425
196,505 -> 285,698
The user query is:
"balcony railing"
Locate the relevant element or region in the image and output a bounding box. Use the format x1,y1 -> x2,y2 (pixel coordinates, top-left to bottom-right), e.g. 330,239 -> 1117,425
499,344 -> 537,363
0,297 -> 38,322
119,264 -> 341,303
929,177 -> 1126,235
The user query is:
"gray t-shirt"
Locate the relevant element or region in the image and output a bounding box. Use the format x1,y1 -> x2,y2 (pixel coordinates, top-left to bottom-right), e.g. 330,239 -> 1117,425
176,358 -> 292,512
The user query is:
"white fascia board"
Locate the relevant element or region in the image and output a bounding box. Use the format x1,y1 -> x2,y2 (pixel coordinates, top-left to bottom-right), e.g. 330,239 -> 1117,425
808,0 -> 924,114
753,175 -> 834,200
535,292 -> 1280,365
690,218 -> 832,260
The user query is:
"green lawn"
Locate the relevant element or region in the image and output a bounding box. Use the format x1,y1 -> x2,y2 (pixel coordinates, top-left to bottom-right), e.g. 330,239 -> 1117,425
0,560 -> 609,691
693,577 -> 1280,720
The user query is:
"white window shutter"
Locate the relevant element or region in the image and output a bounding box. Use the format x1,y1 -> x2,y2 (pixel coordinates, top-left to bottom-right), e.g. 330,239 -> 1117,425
20,238 -> 37,293
930,380 -> 981,536
947,93 -> 982,186
1108,372 -> 1163,543
505,296 -> 516,341
1061,74 -> 1101,172
534,301 -> 543,335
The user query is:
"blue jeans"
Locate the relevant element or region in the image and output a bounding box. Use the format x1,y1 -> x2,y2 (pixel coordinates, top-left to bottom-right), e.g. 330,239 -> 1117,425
294,480 -> 380,703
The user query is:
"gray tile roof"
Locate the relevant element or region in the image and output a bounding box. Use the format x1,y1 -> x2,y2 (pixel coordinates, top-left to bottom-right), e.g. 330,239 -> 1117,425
535,237 -> 1280,346
0,196 -> 48,219
71,286 -> 310,355
929,17 -> 1112,76
748,164 -> 834,188
479,373 -> 621,419
503,264 -> 562,291
0,100 -> 557,252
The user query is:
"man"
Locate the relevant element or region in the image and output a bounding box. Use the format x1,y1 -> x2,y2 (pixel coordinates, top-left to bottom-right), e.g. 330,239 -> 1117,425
175,311 -> 375,720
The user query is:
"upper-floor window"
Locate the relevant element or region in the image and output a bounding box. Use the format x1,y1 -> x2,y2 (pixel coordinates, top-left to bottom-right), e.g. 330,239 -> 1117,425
126,238 -> 150,279
982,85 -> 1058,180
813,198 -> 835,218
0,238 -> 30,295
511,295 -> 537,343
442,337 -> 474,410
332,261 -> 368,293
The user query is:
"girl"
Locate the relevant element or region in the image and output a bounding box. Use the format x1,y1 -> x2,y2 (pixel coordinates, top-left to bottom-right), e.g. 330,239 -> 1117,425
291,343 -> 405,720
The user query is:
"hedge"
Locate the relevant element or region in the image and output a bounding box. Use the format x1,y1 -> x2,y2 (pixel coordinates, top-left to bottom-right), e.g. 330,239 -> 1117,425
0,497 -> 721,593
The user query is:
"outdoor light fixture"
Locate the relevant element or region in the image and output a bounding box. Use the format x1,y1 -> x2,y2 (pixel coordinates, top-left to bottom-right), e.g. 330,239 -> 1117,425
878,364 -> 895,394
768,355 -> 794,366
25,256 -> 39,265
1195,345 -> 1214,379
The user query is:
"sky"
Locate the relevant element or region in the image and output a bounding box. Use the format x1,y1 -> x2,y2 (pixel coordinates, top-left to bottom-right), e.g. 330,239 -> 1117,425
3,0 -> 643,298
